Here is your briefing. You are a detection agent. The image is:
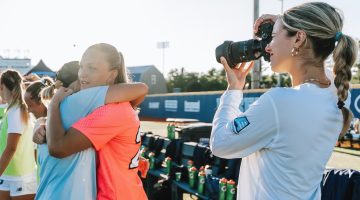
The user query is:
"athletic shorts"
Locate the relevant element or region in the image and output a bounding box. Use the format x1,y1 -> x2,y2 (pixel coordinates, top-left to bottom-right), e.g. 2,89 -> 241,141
0,175 -> 37,197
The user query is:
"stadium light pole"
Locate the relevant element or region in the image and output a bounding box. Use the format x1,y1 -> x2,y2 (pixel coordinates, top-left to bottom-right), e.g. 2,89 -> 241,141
157,41 -> 170,77
251,0 -> 261,89
277,0 -> 284,87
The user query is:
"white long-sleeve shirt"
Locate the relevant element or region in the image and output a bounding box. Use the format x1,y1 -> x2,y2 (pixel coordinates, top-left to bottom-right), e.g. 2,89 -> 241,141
211,83 -> 345,200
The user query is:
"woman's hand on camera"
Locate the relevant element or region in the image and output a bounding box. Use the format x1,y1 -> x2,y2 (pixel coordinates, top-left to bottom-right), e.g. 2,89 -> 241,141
220,57 -> 254,90
254,14 -> 278,33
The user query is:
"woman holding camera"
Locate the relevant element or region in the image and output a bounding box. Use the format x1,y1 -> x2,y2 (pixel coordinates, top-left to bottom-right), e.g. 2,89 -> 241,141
210,2 -> 358,199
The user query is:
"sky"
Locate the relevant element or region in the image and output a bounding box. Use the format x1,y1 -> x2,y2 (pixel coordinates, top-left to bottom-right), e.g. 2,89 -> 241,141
0,0 -> 358,76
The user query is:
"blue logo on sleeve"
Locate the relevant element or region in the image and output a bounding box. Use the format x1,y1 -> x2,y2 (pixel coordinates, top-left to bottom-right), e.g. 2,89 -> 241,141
232,116 -> 250,134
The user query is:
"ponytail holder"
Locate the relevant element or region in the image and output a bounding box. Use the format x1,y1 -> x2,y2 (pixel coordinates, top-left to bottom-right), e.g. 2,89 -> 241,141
335,32 -> 343,42
337,100 -> 345,109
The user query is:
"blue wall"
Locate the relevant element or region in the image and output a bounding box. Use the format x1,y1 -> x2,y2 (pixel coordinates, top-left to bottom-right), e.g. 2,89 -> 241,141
350,88 -> 360,119
140,88 -> 360,123
139,91 -> 263,122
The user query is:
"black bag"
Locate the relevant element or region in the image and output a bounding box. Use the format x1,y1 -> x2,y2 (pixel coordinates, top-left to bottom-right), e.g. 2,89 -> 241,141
193,144 -> 213,169
205,175 -> 220,200
149,179 -> 171,200
165,139 -> 184,165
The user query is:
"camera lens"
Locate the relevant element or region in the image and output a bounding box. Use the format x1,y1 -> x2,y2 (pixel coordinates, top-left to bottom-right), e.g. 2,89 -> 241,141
215,23 -> 273,68
215,40 -> 262,68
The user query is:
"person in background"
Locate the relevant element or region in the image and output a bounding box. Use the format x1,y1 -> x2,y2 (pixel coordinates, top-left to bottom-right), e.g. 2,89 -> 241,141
353,118 -> 359,134
24,77 -> 54,176
0,70 -> 37,200
25,77 -> 53,120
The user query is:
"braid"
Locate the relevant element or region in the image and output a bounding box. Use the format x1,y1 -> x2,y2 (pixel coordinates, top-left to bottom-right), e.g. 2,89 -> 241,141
333,35 -> 358,136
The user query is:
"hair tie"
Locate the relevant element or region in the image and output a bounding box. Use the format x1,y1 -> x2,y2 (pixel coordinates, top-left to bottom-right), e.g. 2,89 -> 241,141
335,32 -> 343,42
337,100 -> 345,109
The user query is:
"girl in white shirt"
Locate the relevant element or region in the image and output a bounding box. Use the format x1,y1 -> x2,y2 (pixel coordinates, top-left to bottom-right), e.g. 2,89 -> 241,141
0,70 -> 37,200
211,2 -> 358,200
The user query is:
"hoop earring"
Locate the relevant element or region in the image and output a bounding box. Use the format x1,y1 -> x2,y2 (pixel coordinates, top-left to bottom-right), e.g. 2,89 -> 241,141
291,47 -> 299,57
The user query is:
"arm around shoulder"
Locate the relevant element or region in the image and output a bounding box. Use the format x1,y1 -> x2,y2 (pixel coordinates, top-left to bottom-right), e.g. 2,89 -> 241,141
48,127 -> 93,158
105,82 -> 148,107
47,97 -> 93,158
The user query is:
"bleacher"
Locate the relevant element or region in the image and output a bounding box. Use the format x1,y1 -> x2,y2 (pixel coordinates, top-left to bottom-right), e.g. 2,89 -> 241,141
140,132 -> 240,200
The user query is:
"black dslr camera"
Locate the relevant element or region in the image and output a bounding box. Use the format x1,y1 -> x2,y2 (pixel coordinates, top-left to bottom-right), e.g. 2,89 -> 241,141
215,23 -> 273,68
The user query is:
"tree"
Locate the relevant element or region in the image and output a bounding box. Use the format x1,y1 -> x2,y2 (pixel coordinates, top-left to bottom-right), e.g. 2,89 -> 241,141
351,63 -> 360,84
167,68 -> 186,92
166,67 -> 253,92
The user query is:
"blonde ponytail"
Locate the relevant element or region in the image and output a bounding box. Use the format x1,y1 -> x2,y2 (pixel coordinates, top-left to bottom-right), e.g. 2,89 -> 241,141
41,80 -> 62,101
